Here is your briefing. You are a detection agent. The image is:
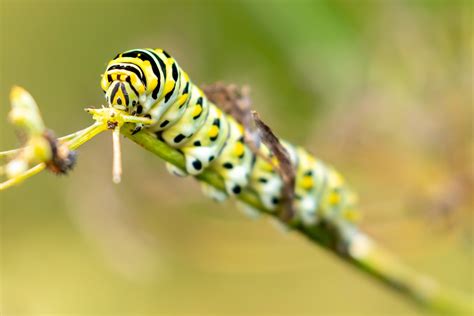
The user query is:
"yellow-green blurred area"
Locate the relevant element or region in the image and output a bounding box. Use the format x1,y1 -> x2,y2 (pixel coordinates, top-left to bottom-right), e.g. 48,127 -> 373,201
0,0 -> 472,315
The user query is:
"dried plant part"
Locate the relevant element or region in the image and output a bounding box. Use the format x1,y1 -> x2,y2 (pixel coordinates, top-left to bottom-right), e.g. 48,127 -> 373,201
203,83 -> 270,167
252,111 -> 296,222
202,82 -> 261,155
203,83 -> 296,221
43,130 -> 77,175
202,82 -> 253,127
202,83 -> 295,221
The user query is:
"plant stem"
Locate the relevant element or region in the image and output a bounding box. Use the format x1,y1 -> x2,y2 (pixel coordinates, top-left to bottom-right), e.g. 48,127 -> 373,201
121,124 -> 473,316
0,163 -> 46,190
66,122 -> 107,150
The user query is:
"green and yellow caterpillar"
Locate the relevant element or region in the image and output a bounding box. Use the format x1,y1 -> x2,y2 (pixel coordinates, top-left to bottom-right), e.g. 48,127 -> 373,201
101,48 -> 359,232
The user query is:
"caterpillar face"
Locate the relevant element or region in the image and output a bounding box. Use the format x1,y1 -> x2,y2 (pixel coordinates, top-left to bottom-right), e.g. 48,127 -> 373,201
101,54 -> 150,114
104,80 -> 140,111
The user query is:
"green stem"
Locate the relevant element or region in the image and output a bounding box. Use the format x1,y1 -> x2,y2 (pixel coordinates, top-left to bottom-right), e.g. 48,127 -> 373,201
0,123 -> 105,160
66,122 -> 107,150
0,163 -> 46,190
121,124 -> 473,316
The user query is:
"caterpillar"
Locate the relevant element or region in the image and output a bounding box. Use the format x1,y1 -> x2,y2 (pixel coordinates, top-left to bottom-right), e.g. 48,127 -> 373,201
100,48 -> 359,233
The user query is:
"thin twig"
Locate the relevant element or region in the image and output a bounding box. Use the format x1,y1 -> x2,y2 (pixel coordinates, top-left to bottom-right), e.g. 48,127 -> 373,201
0,123 -> 105,160
66,122 -> 107,150
0,163 -> 46,190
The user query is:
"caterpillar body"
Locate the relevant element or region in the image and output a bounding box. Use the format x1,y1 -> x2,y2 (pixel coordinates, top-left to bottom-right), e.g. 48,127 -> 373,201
101,48 -> 359,232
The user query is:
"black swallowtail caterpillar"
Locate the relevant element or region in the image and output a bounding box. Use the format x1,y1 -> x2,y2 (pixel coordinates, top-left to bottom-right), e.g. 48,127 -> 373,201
101,48 -> 359,233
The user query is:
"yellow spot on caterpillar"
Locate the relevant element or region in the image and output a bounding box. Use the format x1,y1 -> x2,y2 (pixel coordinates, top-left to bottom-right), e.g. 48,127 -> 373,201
234,142 -> 245,157
177,94 -> 188,108
130,76 -> 139,85
301,176 -> 314,190
148,78 -> 158,92
192,104 -> 202,118
163,80 -> 175,95
343,209 -> 361,222
328,191 -> 341,205
261,162 -> 273,172
271,156 -> 279,166
208,125 -> 219,138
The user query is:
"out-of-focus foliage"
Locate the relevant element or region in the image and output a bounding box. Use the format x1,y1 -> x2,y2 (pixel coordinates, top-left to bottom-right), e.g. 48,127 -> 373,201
0,0 -> 472,315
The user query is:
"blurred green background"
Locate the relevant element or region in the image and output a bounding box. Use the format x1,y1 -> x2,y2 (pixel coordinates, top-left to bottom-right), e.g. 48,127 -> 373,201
0,0 -> 472,315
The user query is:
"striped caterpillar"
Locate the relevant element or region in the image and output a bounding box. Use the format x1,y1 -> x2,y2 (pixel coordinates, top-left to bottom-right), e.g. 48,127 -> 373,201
101,48 -> 359,233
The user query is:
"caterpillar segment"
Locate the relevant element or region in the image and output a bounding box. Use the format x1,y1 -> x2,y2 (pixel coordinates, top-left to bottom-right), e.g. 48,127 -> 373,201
181,104 -> 230,175
293,147 -> 326,226
209,116 -> 254,196
248,143 -> 284,211
101,48 -> 360,233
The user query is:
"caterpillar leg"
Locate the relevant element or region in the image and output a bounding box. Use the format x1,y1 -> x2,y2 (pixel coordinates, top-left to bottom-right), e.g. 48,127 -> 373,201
215,155 -> 252,196
200,182 -> 228,202
298,196 -> 318,225
130,123 -> 144,135
182,146 -> 219,175
222,165 -> 249,195
235,201 -> 261,219
259,176 -> 284,210
166,162 -> 187,177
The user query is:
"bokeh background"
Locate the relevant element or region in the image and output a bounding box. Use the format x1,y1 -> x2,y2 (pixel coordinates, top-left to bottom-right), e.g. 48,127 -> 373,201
0,0 -> 472,315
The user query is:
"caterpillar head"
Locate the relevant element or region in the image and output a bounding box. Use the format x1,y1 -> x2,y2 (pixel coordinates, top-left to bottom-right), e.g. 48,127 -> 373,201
101,62 -> 147,114
103,80 -> 140,112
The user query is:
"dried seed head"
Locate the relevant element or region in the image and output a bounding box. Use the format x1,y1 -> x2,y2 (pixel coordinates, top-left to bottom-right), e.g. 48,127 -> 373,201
44,131 -> 77,175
